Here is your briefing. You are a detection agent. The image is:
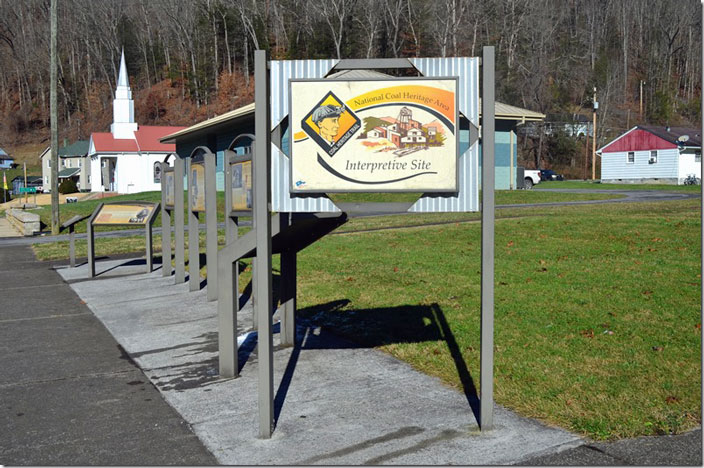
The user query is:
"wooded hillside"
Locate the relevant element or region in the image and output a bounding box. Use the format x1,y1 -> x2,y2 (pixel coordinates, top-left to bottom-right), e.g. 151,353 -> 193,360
0,0 -> 701,173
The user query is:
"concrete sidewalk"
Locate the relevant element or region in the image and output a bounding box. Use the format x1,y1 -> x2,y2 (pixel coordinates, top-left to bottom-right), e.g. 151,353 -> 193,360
0,246 -> 216,465
56,255 -> 587,465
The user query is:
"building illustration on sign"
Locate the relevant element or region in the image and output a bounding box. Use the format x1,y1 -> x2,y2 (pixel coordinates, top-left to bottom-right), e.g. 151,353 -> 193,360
359,107 -> 446,157
290,79 -> 458,193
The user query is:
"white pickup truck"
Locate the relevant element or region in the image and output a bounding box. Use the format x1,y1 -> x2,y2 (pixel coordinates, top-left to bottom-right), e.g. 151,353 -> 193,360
523,169 -> 541,189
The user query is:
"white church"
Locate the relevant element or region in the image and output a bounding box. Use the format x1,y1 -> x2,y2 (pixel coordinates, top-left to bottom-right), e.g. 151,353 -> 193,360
88,50 -> 185,193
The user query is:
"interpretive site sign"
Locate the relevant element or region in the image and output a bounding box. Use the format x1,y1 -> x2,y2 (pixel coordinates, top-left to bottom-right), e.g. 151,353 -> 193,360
289,78 -> 458,193
190,161 -> 206,212
93,203 -> 156,225
164,171 -> 175,208
231,160 -> 252,212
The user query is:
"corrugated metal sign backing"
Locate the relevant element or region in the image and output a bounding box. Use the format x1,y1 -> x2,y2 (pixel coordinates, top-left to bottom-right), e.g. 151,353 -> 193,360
270,57 -> 479,213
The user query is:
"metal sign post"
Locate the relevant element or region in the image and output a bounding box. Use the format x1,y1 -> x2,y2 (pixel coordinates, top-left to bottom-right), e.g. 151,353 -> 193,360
218,149 -> 239,379
161,162 -> 174,277
174,157 -> 186,284
86,203 -> 101,277
217,135 -> 254,378
187,154 -> 201,292
480,46 -> 496,431
187,147 -> 218,297
279,214 -> 296,346
254,49 -> 274,439
205,152 -> 218,301
60,213 -> 90,268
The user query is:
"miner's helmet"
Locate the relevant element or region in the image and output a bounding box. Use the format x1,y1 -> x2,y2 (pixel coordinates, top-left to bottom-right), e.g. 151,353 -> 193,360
312,105 -> 345,126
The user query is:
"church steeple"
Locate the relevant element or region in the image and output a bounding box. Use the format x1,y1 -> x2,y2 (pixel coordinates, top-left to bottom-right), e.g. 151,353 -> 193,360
117,49 -> 129,88
111,48 -> 138,139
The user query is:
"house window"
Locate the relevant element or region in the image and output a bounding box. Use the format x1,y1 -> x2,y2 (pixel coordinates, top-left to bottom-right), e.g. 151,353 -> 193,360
649,151 -> 658,164
696,151 -> 701,163
88,175 -> 91,184
47,159 -> 51,168
627,152 -> 635,164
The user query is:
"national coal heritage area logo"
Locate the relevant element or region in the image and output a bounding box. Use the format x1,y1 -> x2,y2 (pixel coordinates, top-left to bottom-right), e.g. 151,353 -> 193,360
301,91 -> 361,157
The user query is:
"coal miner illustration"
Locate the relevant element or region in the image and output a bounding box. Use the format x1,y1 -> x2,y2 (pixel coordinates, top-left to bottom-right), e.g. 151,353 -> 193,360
311,104 -> 346,145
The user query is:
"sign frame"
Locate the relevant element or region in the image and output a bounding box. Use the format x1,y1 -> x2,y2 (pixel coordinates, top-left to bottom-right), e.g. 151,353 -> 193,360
90,201 -> 159,227
227,151 -> 253,217
189,154 -> 207,213
86,200 -> 161,277
288,76 -> 460,194
163,166 -> 176,210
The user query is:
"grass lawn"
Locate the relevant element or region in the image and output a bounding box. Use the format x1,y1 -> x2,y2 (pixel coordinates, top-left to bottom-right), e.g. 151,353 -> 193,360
536,180 -> 701,192
29,189 -> 622,236
31,196 -> 701,440
291,199 -> 701,440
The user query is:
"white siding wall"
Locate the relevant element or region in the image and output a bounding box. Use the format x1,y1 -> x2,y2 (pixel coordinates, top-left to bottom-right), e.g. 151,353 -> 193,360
601,148 -> 679,181
41,151 -> 50,191
80,156 -> 91,191
89,152 -> 168,193
678,149 -> 701,183
90,155 -> 102,192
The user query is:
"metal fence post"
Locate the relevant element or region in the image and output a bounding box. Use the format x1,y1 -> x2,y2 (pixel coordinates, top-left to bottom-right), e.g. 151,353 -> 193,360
480,46 -> 495,431
206,154 -> 218,301
69,225 -> 76,268
280,213 -> 296,347
161,162 -> 172,277
87,218 -> 95,277
145,222 -> 153,273
254,49 -> 274,439
174,157 -> 186,284
188,156 -> 200,292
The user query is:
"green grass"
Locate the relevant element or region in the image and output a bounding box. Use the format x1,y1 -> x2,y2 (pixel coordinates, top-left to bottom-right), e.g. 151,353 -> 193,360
293,199 -> 701,440
30,194 -> 701,440
537,180 -> 701,192
31,189 -> 621,236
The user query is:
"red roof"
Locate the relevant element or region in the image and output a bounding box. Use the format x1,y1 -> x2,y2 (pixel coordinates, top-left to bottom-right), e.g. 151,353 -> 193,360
91,126 -> 186,153
91,132 -> 138,152
135,126 -> 186,151
598,126 -> 701,153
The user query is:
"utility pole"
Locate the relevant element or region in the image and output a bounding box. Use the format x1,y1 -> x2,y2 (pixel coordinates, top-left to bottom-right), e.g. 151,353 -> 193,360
50,0 -> 59,234
592,87 -> 598,181
639,80 -> 644,121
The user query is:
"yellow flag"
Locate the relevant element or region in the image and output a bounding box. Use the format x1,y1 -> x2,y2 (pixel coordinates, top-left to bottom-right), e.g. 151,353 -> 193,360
2,172 -> 7,190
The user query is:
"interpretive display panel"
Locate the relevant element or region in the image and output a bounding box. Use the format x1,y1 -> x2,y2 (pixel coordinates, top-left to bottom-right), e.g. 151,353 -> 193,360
230,160 -> 252,212
164,170 -> 175,208
190,161 -> 206,212
93,203 -> 156,226
290,78 -> 458,193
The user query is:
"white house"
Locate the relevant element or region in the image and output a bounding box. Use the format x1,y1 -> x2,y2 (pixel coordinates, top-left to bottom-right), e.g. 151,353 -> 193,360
597,125 -> 701,185
88,50 -> 185,193
401,127 -> 427,145
367,127 -> 385,138
40,140 -> 91,192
